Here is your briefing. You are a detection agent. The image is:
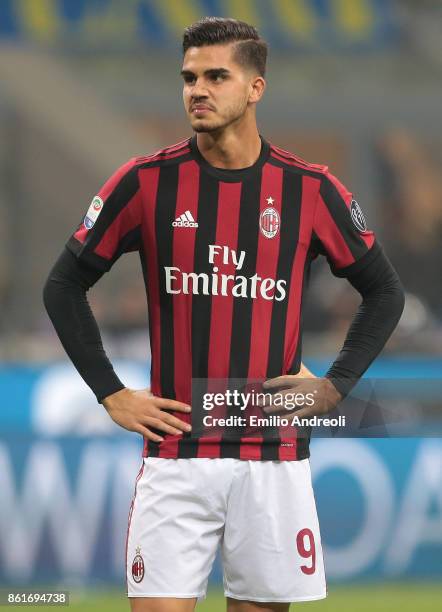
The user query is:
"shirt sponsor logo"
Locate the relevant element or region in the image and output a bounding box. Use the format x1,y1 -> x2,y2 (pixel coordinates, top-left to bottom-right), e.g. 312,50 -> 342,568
164,244 -> 287,301
350,199 -> 367,233
83,196 -> 103,230
172,210 -> 198,228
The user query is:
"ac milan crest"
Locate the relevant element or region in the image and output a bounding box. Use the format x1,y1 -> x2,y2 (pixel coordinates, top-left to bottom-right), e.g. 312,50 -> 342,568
132,547 -> 145,583
260,201 -> 280,239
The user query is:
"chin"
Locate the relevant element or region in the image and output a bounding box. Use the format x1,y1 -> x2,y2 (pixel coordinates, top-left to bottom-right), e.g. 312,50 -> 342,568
193,125 -> 214,133
191,121 -> 225,134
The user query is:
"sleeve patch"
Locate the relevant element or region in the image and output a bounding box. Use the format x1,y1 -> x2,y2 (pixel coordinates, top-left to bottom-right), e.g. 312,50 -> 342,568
350,199 -> 368,233
84,196 -> 104,229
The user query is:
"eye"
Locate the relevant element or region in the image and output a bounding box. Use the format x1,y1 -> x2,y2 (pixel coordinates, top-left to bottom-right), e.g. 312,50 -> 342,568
183,75 -> 196,84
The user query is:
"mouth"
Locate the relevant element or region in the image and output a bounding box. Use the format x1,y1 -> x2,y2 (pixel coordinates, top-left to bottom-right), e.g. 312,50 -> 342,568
190,105 -> 214,115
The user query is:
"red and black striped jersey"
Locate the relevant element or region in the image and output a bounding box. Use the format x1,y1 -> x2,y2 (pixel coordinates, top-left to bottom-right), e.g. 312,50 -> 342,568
67,135 -> 376,461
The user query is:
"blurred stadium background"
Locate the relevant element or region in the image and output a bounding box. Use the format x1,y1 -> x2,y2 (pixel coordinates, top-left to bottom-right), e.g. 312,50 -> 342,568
0,1 -> 441,610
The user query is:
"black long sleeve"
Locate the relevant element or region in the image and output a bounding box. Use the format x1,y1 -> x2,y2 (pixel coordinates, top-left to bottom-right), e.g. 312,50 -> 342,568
43,247 -> 126,403
325,245 -> 405,397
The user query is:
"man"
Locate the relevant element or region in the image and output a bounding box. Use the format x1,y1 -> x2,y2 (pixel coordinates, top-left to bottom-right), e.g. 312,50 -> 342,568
43,17 -> 404,612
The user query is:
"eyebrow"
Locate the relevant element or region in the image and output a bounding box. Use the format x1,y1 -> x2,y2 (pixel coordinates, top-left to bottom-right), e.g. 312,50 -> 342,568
180,68 -> 231,78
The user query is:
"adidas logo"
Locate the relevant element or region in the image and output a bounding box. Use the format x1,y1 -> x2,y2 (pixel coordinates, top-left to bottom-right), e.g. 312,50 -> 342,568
172,210 -> 198,228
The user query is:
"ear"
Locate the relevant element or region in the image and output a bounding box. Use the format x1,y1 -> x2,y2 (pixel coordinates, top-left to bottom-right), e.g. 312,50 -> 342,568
249,76 -> 266,104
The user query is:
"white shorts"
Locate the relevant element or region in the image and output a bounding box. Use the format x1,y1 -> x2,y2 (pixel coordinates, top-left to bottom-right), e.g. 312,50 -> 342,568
126,457 -> 326,603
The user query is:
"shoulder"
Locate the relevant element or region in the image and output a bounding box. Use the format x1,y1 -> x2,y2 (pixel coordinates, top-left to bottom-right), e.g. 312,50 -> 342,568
102,139 -> 192,196
132,138 -> 192,169
268,142 -> 329,177
268,142 -> 351,198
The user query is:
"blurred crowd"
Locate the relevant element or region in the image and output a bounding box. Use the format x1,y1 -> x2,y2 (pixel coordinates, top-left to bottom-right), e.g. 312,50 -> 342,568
304,129 -> 442,357
0,0 -> 441,363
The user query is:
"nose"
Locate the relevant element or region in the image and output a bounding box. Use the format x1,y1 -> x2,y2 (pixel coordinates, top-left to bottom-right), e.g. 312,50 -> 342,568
190,78 -> 209,100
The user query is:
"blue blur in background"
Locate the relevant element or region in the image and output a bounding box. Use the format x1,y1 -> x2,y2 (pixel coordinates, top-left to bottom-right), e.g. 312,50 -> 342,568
0,360 -> 441,587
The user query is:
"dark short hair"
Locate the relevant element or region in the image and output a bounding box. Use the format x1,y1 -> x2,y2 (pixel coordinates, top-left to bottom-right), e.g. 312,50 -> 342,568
182,17 -> 268,76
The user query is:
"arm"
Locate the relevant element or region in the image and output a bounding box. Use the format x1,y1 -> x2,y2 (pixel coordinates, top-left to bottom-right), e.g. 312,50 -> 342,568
43,246 -> 124,403
44,158 -> 191,439
43,246 -> 191,440
262,249 -> 404,413
325,244 -> 405,397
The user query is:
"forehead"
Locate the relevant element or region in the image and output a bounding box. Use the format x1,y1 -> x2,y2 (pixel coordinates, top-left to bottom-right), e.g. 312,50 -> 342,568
182,43 -> 238,71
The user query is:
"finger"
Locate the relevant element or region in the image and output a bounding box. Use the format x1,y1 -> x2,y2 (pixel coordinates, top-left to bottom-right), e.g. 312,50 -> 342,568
256,392 -> 281,408
289,406 -> 315,420
145,417 -> 188,436
161,413 -> 192,432
256,390 -> 273,408
153,397 -> 191,412
135,425 -> 164,443
262,403 -> 288,415
297,363 -> 316,378
260,387 -> 306,411
262,375 -> 303,390
257,387 -> 294,408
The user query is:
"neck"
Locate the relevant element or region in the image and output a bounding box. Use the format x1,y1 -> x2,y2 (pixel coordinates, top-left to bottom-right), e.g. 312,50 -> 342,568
195,120 -> 261,170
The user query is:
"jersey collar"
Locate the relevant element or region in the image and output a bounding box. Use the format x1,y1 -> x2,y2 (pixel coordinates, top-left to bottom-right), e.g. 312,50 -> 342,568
189,134 -> 270,182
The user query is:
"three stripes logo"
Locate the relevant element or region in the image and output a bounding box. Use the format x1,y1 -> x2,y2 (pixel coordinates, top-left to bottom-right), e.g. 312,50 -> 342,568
172,210 -> 198,228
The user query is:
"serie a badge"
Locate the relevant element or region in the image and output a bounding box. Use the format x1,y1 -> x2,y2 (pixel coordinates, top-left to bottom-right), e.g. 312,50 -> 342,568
132,546 -> 145,583
83,195 -> 103,230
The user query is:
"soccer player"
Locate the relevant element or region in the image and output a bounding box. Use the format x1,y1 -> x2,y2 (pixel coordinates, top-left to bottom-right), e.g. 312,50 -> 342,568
43,17 -> 404,612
